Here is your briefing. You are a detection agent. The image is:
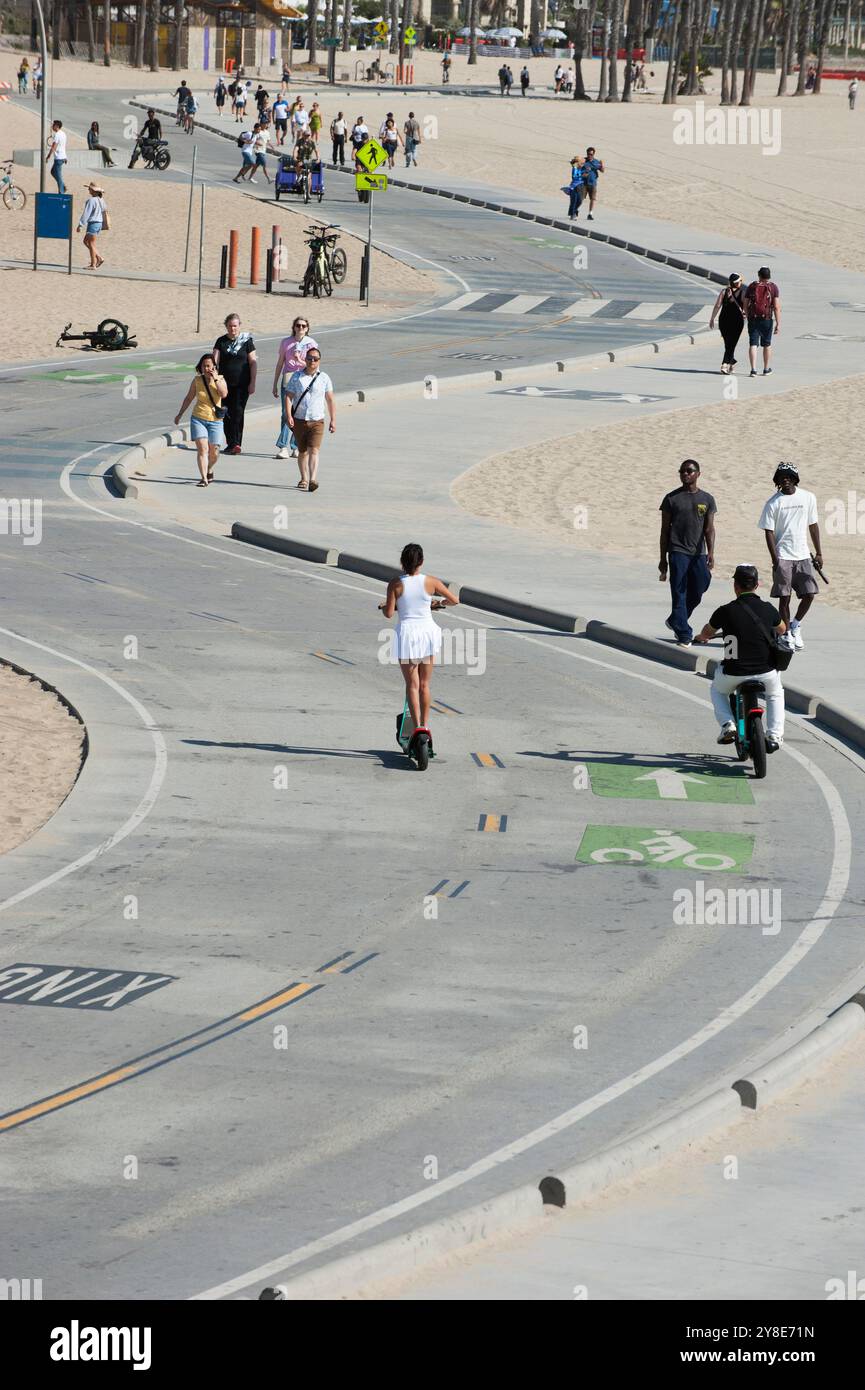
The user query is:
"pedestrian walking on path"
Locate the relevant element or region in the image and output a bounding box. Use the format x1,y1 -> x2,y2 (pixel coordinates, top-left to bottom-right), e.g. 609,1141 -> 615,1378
694,565 -> 786,752
658,460 -> 716,647
273,95 -> 289,146
520,65 -> 530,95
709,272 -> 746,374
744,267 -> 781,376
849,78 -> 859,109
309,102 -> 323,147
17,58 -> 29,94
212,314 -> 257,455
233,128 -> 255,181
77,182 -> 109,269
441,54 -> 451,84
378,543 -> 458,749
582,148 -> 604,220
331,112 -> 347,165
46,121 -> 67,195
380,116 -> 402,168
273,318 -> 318,459
214,78 -> 227,116
249,125 -> 272,185
404,112 -> 421,166
174,355 -> 228,487
758,463 -> 822,652
87,122 -> 115,168
282,347 -> 335,492
564,155 -> 584,219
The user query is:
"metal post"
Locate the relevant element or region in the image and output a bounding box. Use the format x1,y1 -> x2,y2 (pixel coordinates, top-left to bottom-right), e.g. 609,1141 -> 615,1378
365,189 -> 373,306
271,223 -> 280,282
196,181 -> 205,334
228,229 -> 239,288
33,0 -> 48,194
265,248 -> 273,294
183,144 -> 198,274
219,244 -> 228,288
250,225 -> 261,285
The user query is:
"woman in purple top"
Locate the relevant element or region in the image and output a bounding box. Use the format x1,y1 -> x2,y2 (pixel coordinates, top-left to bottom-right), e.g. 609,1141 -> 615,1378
272,315 -> 319,457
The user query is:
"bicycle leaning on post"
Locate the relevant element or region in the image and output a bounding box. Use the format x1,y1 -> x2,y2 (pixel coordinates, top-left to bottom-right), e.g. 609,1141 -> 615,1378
299,223 -> 347,298
1,158 -> 26,210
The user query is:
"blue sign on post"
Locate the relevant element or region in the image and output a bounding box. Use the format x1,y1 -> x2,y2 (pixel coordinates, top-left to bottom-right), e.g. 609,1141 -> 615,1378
34,192 -> 73,274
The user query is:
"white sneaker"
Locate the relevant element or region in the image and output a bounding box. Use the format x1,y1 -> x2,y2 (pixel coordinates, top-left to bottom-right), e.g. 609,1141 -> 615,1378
777,632 -> 796,653
717,721 -> 736,745
290,448 -> 298,458
274,447 -> 289,459
790,623 -> 804,650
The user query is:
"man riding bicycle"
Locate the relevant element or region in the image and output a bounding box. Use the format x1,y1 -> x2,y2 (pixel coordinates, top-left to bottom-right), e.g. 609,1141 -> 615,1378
694,564 -> 787,752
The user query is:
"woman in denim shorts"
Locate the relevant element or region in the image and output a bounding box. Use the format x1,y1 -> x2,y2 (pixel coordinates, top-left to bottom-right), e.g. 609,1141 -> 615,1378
175,354 -> 228,486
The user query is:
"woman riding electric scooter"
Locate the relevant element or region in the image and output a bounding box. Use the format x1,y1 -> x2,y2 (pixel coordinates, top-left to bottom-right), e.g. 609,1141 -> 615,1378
379,543 -> 458,768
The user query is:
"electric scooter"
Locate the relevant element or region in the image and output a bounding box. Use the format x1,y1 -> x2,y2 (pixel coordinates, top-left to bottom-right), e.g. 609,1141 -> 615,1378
396,702 -> 433,771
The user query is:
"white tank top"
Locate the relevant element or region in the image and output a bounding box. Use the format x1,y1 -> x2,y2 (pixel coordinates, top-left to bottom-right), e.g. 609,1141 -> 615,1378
396,573 -> 431,622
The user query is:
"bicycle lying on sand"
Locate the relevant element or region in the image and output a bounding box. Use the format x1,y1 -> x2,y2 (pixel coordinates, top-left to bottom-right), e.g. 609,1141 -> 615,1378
300,223 -> 347,298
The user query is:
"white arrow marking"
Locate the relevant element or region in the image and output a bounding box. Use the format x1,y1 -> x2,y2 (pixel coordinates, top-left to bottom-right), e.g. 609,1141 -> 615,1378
634,769 -> 707,800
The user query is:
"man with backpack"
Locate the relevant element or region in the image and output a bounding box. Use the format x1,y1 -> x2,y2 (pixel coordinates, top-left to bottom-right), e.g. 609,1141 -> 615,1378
744,267 -> 781,377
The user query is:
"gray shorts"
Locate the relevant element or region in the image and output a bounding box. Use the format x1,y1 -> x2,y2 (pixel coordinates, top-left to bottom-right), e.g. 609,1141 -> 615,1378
771,558 -> 819,597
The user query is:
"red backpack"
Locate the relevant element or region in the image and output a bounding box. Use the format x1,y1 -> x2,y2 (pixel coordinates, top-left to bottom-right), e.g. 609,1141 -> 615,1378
748,280 -> 775,319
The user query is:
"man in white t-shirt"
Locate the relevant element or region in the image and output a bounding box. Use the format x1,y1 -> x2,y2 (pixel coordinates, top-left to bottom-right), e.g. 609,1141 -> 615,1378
46,120 -> 67,193
758,462 -> 822,650
292,100 -> 310,144
272,97 -> 289,145
249,125 -> 271,184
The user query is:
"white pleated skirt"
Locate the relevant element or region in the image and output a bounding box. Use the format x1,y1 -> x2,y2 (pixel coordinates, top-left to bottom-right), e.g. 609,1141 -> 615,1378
394,617 -> 442,662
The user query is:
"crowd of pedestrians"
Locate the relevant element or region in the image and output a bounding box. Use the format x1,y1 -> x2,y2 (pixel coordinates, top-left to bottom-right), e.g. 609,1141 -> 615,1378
172,314 -> 335,494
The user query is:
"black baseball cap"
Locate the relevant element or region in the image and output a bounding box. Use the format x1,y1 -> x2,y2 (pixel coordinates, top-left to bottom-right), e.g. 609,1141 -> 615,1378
733,564 -> 759,589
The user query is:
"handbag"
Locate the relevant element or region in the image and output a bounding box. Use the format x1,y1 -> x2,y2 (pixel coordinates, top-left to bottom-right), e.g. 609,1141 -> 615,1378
738,599 -> 793,672
203,373 -> 227,420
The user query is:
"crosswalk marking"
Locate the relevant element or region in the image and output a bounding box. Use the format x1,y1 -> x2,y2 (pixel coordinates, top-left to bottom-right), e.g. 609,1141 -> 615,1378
623,301 -> 674,319
441,292 -> 711,322
491,293 -> 548,314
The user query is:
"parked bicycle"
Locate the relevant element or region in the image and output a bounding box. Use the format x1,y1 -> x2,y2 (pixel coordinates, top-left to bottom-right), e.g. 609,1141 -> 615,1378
1,159 -> 26,211
300,223 -> 347,298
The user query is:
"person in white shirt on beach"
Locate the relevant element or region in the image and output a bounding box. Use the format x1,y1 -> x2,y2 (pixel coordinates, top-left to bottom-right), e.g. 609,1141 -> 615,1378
758,462 -> 822,651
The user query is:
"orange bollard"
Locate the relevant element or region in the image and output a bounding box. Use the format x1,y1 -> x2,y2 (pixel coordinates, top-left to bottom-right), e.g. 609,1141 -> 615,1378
228,229 -> 239,289
250,226 -> 261,286
271,224 -> 281,283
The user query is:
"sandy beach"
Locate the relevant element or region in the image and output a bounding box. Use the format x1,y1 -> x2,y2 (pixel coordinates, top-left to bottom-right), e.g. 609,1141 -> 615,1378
0,663 -> 85,856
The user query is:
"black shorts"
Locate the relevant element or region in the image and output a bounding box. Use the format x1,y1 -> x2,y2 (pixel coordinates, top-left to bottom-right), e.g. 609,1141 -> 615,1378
275,119 -> 287,133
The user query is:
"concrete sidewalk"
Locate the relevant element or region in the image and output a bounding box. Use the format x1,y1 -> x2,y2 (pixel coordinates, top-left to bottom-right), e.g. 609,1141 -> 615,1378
393,1031 -> 865,1301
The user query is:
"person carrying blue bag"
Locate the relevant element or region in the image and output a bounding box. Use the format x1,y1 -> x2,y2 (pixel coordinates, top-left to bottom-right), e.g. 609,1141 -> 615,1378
563,156 -> 584,220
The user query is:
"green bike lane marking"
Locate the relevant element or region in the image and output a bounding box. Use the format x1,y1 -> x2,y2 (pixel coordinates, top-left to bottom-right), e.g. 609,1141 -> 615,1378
579,760 -> 754,804
576,826 -> 754,874
34,362 -> 191,384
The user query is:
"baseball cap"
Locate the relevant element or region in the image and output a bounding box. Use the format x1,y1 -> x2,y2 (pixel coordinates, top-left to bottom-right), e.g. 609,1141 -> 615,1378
733,564 -> 759,588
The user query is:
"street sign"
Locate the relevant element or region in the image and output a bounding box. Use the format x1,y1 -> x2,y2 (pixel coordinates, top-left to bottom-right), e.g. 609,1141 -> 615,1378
404,25 -> 416,44
576,825 -> 754,873
355,137 -> 388,173
355,171 -> 388,192
322,37 -> 340,46
579,761 -> 754,804
375,21 -> 388,38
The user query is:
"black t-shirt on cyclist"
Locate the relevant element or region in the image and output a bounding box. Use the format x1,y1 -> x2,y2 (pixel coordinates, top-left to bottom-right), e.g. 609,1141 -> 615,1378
710,592 -> 782,676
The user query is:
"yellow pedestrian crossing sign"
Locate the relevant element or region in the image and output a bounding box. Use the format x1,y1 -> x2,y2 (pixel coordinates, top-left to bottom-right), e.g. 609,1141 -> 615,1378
356,137 -> 388,173
404,25 -> 416,44
375,21 -> 388,39
355,171 -> 388,192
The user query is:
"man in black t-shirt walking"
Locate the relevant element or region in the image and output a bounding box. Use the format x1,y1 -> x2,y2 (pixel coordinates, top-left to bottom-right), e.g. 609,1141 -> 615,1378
658,459 -> 716,646
694,565 -> 787,751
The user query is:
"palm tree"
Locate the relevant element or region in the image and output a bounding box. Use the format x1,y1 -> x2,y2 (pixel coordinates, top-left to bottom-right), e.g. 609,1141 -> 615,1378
134,0 -> 147,67
740,0 -> 768,104
567,2 -> 594,100
468,0 -> 479,63
342,0 -> 353,52
103,0 -> 111,66
606,0 -> 621,100
621,0 -> 640,101
813,0 -> 834,91
777,0 -> 796,96
148,0 -> 159,71
85,0 -> 97,62
794,0 -> 815,94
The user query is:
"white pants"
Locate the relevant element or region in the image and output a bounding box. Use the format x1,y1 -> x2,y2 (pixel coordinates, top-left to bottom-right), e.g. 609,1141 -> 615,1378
710,668 -> 785,741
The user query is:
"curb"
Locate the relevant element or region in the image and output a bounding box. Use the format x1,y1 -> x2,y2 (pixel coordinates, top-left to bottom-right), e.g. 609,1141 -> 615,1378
264,990 -> 865,1299
129,99 -> 728,290
109,426 -> 189,498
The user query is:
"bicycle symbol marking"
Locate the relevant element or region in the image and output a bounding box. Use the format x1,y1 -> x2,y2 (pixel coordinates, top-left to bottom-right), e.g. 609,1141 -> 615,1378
578,826 -> 752,874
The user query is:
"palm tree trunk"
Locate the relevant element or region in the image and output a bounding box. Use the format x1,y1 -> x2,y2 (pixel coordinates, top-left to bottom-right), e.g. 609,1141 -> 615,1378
621,0 -> 639,100
813,0 -> 833,91
308,0 -> 318,63
468,0 -> 479,63
103,0 -> 111,65
571,4 -> 593,99
173,2 -> 182,70
794,0 -> 814,94
134,1 -> 147,67
719,0 -> 732,103
85,0 -> 97,62
740,0 -> 766,104
342,0 -> 352,52
662,2 -> 681,103
777,1 -> 794,95
597,1 -> 609,100
388,0 -> 398,54
148,0 -> 159,71
728,0 -> 746,104
607,0 -> 621,99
